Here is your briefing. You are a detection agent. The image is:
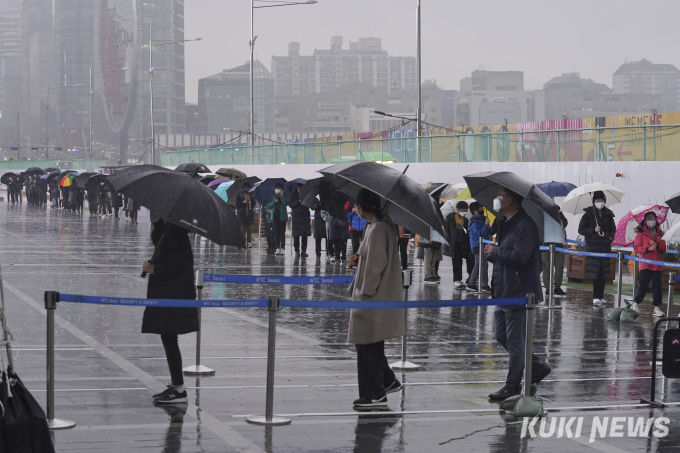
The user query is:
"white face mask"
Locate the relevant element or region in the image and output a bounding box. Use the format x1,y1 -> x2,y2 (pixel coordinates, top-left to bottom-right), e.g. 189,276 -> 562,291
275,189 -> 282,195
493,197 -> 503,211
595,202 -> 605,210
647,220 -> 657,228
459,210 -> 468,216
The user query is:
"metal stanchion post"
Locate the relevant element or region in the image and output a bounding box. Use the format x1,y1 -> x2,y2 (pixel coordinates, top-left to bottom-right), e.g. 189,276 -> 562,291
44,291 -> 76,430
247,297 -> 290,426
625,257 -> 638,302
523,293 -> 535,398
542,245 -> 561,310
184,270 -> 215,376
469,238 -> 486,295
391,270 -> 420,371
667,272 -> 675,329
616,251 -> 624,308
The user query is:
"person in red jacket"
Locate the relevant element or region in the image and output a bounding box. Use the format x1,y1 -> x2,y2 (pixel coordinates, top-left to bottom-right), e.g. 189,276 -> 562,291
632,211 -> 667,317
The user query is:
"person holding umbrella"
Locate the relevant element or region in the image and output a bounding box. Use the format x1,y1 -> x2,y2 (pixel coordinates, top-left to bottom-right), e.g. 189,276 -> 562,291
347,188 -> 404,408
631,212 -> 667,316
577,191 -> 616,305
484,187 -> 551,401
289,183 -> 311,257
445,201 -> 472,290
142,217 -> 198,404
310,197 -> 327,263
266,182 -> 288,256
235,182 -> 256,247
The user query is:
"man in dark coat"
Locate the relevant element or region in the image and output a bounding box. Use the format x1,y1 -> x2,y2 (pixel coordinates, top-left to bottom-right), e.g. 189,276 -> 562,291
289,183 -> 311,257
311,198 -> 327,262
111,187 -> 123,219
484,186 -> 551,401
142,219 -> 198,404
235,182 -> 256,247
445,201 -> 473,289
577,190 -> 616,304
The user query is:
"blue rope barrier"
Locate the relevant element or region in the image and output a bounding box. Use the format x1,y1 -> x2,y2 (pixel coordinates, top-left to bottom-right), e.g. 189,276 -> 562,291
280,297 -> 527,309
58,294 -> 269,308
625,255 -> 680,270
539,246 -> 549,251
554,247 -> 618,259
481,239 -> 497,245
567,239 -> 586,245
203,274 -> 354,285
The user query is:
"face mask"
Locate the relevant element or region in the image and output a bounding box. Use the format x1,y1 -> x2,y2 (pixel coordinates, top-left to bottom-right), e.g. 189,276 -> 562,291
275,189 -> 282,195
459,211 -> 468,216
647,220 -> 657,228
493,197 -> 503,211
595,202 -> 605,210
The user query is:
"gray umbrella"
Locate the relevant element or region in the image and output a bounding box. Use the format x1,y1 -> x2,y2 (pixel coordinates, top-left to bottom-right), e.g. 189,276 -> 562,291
319,161 -> 449,243
463,171 -> 565,244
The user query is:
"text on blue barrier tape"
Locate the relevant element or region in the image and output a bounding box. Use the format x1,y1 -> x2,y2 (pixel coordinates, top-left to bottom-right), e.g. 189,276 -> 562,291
203,274 -> 353,285
58,294 -> 269,308
554,247 -> 618,259
625,255 -> 680,270
280,297 -> 527,309
567,239 -> 586,245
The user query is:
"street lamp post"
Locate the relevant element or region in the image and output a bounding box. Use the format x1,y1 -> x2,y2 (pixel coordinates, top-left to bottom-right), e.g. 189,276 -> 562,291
416,0 -> 422,163
251,0 -> 317,147
149,37 -> 202,166
90,63 -> 129,159
46,84 -> 82,159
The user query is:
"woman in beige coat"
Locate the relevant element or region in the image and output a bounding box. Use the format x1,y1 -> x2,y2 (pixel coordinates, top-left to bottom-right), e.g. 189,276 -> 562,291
347,188 -> 405,408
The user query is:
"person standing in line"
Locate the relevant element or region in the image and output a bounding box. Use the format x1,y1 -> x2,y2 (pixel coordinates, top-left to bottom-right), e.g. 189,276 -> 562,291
578,191 -> 616,305
60,185 -> 69,211
266,182 -> 288,256
8,178 -> 16,204
484,186 -> 551,400
396,226 -> 411,270
111,186 -> 122,219
311,198 -> 327,263
347,202 -> 367,256
289,183 -> 311,257
328,208 -> 350,263
445,201 -> 472,289
143,218 -> 198,405
631,211 -> 667,317
69,186 -> 77,213
127,196 -> 139,224
542,209 -> 569,297
420,235 -> 442,285
467,201 -> 492,292
235,182 -> 256,248
347,188 -> 404,408
77,188 -> 85,214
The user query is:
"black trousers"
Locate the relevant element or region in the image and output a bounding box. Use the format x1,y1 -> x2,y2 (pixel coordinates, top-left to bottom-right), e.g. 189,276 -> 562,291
398,238 -> 409,269
315,237 -> 326,257
350,230 -> 363,255
355,341 -> 396,400
273,219 -> 285,248
333,240 -> 347,260
593,277 -> 607,299
160,334 -> 184,386
635,269 -> 663,306
293,235 -> 308,253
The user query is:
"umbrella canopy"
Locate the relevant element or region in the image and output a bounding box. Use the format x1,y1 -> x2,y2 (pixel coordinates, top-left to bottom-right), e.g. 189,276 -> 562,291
319,161 -> 449,243
44,170 -> 60,184
663,223 -> 680,242
249,178 -> 290,206
24,167 -> 43,175
207,178 -> 231,190
421,182 -> 448,202
84,174 -> 108,192
216,168 -> 246,179
613,204 -> 669,246
463,171 -> 564,244
214,181 -> 235,203
175,162 -> 210,175
561,182 -> 625,215
44,167 -> 59,173
285,178 -> 307,191
56,170 -> 76,182
226,176 -> 262,207
536,181 -> 578,198
108,165 -> 244,247
440,183 -> 467,202
0,172 -> 18,185
454,187 -> 472,201
74,172 -> 97,188
299,177 -> 335,209
666,191 -> 680,214
60,173 -> 79,187
198,175 -> 217,185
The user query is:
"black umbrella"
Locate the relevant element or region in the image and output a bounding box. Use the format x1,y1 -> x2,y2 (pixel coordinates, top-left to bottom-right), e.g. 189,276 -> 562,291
285,178 -> 307,192
108,165 -> 244,247
74,172 -> 97,189
422,182 -> 449,202
199,175 -> 218,185
319,161 -> 449,243
44,167 -> 59,173
0,172 -> 18,185
216,168 -> 246,179
175,162 -> 210,175
24,167 -> 43,175
463,171 -> 564,244
84,174 -> 108,192
666,192 -> 680,214
226,176 -> 262,207
299,177 -> 335,208
44,170 -> 61,184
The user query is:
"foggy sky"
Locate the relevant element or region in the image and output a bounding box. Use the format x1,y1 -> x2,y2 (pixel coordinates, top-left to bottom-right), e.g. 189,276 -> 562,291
185,0 -> 680,104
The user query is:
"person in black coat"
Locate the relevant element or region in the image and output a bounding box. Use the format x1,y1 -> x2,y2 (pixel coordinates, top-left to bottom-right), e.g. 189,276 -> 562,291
235,182 -> 256,247
578,190 -> 616,305
289,183 -> 311,257
111,187 -> 123,219
142,219 -> 198,404
311,197 -> 327,261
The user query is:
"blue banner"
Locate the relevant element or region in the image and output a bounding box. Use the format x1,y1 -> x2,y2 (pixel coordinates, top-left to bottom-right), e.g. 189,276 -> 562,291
554,247 -> 618,259
280,297 -> 527,309
58,294 -> 269,308
204,274 -> 354,285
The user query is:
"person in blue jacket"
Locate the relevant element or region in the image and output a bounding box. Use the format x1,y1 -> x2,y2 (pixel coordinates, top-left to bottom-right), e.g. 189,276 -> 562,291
467,201 -> 492,292
265,183 -> 289,256
347,201 -> 368,257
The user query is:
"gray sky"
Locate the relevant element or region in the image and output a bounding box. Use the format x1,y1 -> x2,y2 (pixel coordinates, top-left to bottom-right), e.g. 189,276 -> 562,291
185,0 -> 680,104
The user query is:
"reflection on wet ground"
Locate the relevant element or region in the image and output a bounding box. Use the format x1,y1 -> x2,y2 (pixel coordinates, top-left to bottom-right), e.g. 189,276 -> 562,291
2,204 -> 680,452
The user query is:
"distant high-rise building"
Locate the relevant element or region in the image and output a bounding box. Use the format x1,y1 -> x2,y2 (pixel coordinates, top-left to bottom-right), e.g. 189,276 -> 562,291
197,61 -> 274,135
271,37 -> 416,97
613,59 -> 680,112
0,6 -> 21,147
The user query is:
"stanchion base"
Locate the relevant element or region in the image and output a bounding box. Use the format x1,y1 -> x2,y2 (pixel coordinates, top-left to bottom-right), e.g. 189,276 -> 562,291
246,415 -> 292,426
183,364 -> 216,376
640,398 -> 665,408
390,360 -> 421,371
48,418 -> 77,430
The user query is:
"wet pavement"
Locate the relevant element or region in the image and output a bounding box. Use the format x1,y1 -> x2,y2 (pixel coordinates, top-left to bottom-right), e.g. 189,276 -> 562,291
2,203 -> 680,452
